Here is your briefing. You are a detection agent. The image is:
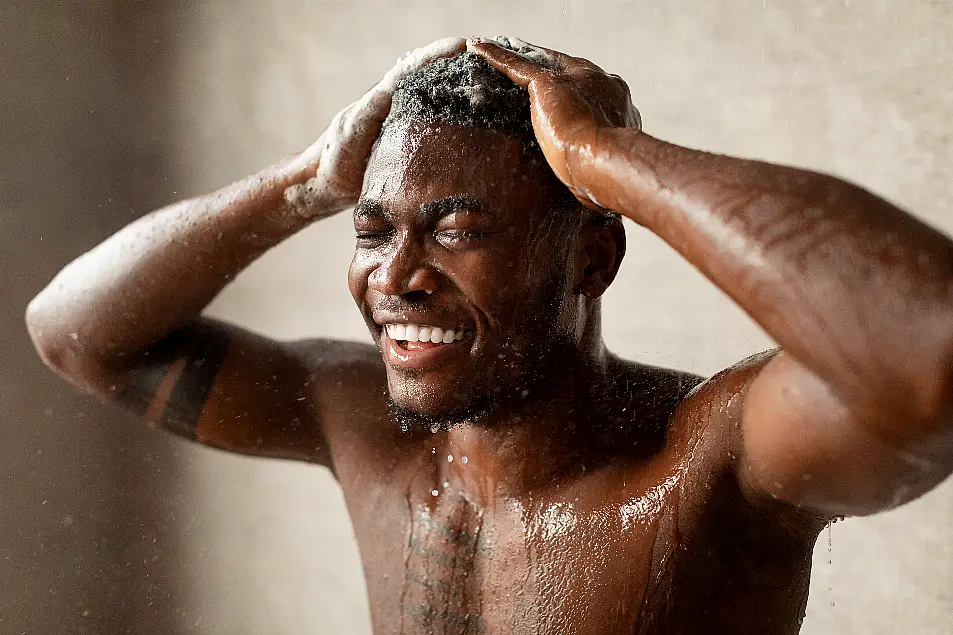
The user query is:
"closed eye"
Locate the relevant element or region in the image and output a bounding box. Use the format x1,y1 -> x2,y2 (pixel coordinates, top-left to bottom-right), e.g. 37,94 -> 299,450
435,230 -> 486,249
355,228 -> 394,247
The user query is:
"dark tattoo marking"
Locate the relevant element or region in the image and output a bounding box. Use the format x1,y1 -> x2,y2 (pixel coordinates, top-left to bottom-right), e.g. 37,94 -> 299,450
402,500 -> 488,634
119,356 -> 168,417
118,321 -> 230,439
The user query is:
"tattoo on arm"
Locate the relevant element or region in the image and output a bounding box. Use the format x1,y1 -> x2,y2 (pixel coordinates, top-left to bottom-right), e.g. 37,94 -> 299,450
117,321 -> 230,440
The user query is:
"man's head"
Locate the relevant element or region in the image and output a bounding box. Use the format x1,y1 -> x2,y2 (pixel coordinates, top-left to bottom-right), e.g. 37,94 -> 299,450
348,42 -> 625,427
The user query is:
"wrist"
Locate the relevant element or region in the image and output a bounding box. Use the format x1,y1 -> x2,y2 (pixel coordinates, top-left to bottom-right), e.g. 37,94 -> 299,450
276,151 -> 342,222
569,126 -> 656,224
278,148 -> 319,188
567,126 -> 628,212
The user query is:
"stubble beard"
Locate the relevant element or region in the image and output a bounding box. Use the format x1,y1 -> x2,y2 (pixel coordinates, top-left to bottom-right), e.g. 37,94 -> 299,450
385,273 -> 575,434
386,392 -> 496,434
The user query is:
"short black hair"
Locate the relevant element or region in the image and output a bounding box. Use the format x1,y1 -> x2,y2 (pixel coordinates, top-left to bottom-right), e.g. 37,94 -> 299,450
383,37 -> 592,220
384,38 -> 546,148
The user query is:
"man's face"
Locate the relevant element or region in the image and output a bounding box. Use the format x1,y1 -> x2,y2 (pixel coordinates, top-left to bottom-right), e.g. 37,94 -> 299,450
348,120 -> 583,420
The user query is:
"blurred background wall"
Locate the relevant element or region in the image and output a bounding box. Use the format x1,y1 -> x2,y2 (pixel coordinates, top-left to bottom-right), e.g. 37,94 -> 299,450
2,1 -> 951,634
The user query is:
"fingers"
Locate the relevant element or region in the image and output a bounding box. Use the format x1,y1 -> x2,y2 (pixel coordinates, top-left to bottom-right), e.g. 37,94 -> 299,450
466,37 -> 549,88
498,37 -> 584,71
488,37 -> 605,74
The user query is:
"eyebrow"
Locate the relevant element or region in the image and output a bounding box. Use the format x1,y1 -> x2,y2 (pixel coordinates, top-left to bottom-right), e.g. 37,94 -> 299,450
353,196 -> 488,223
353,199 -> 386,221
419,196 -> 486,222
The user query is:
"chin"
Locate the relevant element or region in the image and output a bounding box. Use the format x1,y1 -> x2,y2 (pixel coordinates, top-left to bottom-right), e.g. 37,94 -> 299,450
385,377 -> 494,432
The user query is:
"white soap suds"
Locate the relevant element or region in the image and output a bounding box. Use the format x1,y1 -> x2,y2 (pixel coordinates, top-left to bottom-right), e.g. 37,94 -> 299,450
497,36 -> 560,69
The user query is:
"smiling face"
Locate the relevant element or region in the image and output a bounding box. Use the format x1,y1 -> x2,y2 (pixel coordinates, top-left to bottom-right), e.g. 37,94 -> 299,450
348,121 -> 589,421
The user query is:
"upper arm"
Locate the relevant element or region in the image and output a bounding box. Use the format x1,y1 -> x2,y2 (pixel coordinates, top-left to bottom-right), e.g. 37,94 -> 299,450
107,318 -> 328,464
735,350 -> 953,518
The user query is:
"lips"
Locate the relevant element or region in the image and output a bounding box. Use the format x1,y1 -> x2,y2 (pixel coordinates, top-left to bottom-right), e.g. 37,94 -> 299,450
385,323 -> 469,344
376,320 -> 474,370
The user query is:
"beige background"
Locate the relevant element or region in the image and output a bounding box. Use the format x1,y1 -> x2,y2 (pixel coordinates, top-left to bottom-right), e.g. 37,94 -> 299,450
2,1 -> 951,633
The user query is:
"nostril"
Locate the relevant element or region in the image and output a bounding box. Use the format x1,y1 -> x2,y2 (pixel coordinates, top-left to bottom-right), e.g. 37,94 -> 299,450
403,289 -> 433,304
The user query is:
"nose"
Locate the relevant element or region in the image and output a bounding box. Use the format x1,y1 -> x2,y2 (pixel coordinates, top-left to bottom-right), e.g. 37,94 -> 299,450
368,233 -> 440,297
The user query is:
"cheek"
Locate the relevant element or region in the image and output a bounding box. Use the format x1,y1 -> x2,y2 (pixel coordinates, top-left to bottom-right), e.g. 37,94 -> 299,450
347,250 -> 372,302
443,251 -> 517,306
451,260 -> 542,338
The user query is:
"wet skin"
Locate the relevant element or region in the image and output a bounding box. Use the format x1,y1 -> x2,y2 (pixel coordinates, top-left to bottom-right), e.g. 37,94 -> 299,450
26,38 -> 953,634
337,122 -> 823,634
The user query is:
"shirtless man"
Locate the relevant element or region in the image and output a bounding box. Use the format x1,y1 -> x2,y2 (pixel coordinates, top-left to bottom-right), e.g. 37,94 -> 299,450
25,36 -> 953,634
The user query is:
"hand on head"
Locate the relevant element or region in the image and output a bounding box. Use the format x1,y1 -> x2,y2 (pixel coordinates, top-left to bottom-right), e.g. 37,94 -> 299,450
286,35 -> 638,219
285,37 -> 467,219
467,37 -> 641,210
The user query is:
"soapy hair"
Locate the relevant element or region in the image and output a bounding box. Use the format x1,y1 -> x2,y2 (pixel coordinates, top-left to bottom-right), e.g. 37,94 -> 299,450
384,37 -> 590,220
384,38 -> 552,149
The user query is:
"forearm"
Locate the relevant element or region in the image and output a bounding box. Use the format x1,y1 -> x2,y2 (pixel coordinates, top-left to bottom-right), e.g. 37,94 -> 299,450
26,152 -> 321,377
583,128 -> 953,422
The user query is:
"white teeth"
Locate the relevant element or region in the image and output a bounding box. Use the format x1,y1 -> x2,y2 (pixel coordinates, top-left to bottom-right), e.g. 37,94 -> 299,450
384,323 -> 469,344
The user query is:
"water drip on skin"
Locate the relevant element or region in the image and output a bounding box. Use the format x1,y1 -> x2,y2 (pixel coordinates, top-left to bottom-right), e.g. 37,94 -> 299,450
827,520 -> 834,608
399,494 -> 415,635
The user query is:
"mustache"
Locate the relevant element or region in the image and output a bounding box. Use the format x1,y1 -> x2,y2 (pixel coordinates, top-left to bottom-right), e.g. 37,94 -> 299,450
373,294 -> 434,314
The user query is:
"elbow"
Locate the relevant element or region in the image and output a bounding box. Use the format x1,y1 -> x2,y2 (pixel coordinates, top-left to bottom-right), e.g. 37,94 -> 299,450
25,293 -> 75,376
25,294 -> 57,364
25,293 -> 110,392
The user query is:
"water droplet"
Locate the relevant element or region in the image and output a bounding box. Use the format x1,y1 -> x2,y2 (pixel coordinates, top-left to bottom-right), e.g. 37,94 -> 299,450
461,456 -> 469,464
431,489 -> 439,497
447,455 -> 453,463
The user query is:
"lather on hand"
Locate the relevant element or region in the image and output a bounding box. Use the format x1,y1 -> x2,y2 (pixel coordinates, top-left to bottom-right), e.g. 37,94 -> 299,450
285,36 -> 467,219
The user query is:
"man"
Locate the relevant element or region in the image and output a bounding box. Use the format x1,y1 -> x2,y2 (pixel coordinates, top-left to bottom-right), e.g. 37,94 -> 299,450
25,35 -> 953,634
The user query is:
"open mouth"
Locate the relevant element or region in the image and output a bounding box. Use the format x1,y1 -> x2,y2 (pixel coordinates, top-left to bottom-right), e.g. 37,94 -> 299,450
384,323 -> 472,350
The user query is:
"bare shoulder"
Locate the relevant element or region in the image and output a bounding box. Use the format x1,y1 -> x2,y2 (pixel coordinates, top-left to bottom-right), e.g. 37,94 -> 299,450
605,350 -> 778,455
605,355 -> 706,444
286,338 -> 394,463
661,348 -> 780,481
610,351 -> 825,543
668,349 -> 829,539
288,338 -> 388,413
290,337 -> 386,372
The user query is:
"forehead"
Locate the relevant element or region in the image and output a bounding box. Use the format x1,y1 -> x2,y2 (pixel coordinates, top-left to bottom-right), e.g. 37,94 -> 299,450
361,121 -> 551,216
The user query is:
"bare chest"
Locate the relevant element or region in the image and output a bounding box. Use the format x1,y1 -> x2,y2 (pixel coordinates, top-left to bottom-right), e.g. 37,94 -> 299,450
355,473 -> 684,635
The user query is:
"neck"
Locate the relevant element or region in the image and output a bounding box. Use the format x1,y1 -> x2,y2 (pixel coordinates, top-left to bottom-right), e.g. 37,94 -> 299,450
442,321 -> 617,495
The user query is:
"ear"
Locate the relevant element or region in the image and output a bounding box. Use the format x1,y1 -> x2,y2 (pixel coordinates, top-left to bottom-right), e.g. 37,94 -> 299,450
576,214 -> 626,298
